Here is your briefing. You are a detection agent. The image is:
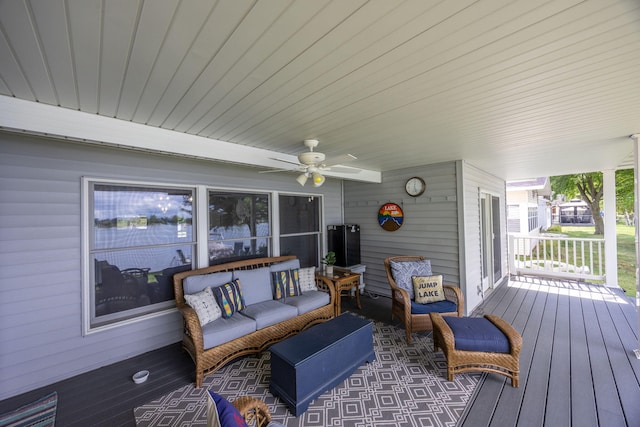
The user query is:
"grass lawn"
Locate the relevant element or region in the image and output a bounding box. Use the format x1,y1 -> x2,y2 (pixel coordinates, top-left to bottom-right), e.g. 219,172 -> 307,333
553,225 -> 636,297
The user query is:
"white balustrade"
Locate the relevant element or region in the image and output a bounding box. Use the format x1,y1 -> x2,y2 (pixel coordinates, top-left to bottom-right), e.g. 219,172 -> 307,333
509,234 -> 605,281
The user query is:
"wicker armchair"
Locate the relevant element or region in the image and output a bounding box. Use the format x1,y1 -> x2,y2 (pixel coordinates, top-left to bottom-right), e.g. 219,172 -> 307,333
384,256 -> 464,343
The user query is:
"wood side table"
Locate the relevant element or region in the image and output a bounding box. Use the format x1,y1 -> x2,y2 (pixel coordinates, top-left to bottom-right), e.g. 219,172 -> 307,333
316,268 -> 361,316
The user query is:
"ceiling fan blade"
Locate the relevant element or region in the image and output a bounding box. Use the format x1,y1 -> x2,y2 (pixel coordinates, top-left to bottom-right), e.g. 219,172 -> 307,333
323,153 -> 357,167
258,168 -> 293,174
271,157 -> 304,167
322,165 -> 361,174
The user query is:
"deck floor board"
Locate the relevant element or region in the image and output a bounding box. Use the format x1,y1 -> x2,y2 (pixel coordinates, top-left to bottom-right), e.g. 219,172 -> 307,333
460,277 -> 640,427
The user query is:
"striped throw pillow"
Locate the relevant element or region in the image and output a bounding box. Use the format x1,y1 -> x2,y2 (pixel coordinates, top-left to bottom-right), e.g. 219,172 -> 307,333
213,280 -> 246,318
272,269 -> 301,299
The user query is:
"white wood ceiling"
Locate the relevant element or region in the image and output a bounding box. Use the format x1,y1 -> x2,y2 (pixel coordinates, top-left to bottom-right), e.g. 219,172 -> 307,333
1,0 -> 639,180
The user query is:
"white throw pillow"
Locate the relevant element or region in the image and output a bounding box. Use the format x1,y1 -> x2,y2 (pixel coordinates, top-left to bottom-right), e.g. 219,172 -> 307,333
184,286 -> 221,326
390,259 -> 432,300
298,266 -> 317,292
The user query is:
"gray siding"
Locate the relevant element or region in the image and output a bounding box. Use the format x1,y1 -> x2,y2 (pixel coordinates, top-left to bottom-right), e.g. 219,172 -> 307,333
343,162 -> 460,298
459,161 -> 507,313
0,133 -> 343,399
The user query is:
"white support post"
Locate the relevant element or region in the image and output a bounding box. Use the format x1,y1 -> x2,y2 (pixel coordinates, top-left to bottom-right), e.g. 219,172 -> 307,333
632,134 -> 640,359
603,169 -> 618,287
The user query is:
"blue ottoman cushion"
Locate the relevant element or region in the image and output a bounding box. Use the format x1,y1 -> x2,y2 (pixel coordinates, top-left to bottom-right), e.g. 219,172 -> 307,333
410,299 -> 457,315
444,316 -> 510,353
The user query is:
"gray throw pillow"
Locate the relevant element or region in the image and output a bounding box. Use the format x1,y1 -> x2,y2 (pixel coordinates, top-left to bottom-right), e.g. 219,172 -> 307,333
389,259 -> 432,299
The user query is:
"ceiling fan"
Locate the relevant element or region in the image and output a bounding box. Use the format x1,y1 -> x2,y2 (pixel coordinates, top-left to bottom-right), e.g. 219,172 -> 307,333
262,139 -> 358,187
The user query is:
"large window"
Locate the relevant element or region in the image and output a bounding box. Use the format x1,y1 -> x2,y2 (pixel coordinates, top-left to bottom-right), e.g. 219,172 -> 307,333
87,181 -> 195,331
279,195 -> 321,267
208,191 -> 271,264
84,182 -> 323,332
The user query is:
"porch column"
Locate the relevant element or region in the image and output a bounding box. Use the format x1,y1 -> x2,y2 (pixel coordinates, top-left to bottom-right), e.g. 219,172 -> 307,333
603,169 -> 618,287
633,134 -> 640,358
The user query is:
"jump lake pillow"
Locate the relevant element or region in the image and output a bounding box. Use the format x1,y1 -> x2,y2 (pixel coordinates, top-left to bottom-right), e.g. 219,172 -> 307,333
214,280 -> 246,318
184,286 -> 222,326
298,266 -> 317,292
412,275 -> 445,304
390,259 -> 432,299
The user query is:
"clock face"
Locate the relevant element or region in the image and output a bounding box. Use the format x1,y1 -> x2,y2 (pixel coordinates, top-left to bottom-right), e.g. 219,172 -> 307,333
405,177 -> 425,197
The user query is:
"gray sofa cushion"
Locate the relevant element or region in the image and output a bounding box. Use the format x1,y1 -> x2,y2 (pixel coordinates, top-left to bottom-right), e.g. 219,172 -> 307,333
283,290 -> 330,315
184,271 -> 233,295
240,300 -> 298,330
201,314 -> 257,349
233,267 -> 272,306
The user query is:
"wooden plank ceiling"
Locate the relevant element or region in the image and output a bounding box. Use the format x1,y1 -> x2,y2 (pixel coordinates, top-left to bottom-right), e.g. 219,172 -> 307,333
0,0 -> 639,180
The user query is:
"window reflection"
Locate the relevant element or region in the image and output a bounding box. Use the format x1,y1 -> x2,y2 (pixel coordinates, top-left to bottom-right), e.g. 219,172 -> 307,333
208,192 -> 271,264
90,183 -> 195,328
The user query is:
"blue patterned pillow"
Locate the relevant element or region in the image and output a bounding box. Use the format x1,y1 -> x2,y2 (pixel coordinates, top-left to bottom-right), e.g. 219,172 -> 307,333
271,269 -> 301,299
213,280 -> 245,318
390,259 -> 432,299
286,269 -> 302,297
271,271 -> 284,300
207,391 -> 248,427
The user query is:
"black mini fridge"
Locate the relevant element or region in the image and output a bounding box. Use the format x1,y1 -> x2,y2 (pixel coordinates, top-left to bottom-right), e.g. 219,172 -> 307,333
327,224 -> 361,267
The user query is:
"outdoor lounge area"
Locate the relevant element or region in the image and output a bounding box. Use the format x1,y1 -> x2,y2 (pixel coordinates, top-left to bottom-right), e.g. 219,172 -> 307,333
1,3 -> 640,425
1,275 -> 637,426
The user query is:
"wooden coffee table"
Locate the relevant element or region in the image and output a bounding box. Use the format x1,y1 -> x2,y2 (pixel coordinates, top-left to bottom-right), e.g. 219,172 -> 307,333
316,268 -> 361,316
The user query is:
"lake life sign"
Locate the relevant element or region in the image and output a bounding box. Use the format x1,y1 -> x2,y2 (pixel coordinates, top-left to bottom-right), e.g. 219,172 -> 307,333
378,202 -> 404,231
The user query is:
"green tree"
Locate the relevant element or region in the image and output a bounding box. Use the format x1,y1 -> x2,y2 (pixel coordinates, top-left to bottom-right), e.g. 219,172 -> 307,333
616,169 -> 634,224
551,173 -> 604,235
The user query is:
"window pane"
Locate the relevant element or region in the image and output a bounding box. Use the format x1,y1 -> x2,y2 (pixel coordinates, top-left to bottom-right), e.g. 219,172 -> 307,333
94,185 -> 193,249
279,195 -> 320,234
208,192 -> 270,264
92,246 -> 192,322
89,182 -> 195,330
280,235 -> 318,267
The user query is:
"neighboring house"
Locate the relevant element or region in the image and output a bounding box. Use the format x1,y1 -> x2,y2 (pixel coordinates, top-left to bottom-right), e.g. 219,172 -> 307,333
552,198 -> 594,225
506,177 -> 552,236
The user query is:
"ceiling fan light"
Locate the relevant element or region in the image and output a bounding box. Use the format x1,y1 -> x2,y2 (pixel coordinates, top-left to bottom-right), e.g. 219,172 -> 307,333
312,172 -> 325,187
296,173 -> 308,186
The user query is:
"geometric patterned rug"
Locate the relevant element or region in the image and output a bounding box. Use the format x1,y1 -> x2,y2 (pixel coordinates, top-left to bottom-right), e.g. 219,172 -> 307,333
134,318 -> 480,427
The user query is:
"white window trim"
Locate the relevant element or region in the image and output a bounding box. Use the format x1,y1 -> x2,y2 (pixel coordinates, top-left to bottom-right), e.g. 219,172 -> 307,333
81,177 -> 197,335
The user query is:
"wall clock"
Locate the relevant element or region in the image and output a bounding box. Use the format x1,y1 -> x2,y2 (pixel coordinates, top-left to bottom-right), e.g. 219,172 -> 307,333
405,177 -> 425,197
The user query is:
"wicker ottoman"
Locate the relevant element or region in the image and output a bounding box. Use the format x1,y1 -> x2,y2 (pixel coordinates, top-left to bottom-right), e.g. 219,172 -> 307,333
430,312 -> 522,387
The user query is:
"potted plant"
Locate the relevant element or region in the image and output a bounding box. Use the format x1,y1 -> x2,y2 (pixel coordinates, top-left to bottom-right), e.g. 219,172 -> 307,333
322,251 -> 337,275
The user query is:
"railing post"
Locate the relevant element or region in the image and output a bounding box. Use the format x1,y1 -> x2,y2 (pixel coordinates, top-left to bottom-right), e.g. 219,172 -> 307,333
508,234 -> 515,275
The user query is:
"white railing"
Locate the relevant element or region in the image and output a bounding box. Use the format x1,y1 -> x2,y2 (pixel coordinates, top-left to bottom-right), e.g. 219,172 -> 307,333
509,234 -> 605,281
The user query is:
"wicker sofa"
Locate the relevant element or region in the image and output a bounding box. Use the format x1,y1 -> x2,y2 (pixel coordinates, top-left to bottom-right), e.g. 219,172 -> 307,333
174,256 -> 336,387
